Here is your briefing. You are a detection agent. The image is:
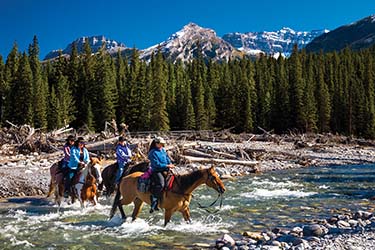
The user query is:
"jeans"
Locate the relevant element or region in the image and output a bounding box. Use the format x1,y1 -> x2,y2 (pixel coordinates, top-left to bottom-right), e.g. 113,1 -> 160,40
115,163 -> 126,184
65,168 -> 77,193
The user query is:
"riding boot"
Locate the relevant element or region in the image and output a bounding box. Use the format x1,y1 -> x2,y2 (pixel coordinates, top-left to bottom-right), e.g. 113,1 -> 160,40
150,195 -> 159,213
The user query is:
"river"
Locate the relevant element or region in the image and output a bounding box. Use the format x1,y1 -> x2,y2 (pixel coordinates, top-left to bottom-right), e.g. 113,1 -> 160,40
1,164 -> 374,249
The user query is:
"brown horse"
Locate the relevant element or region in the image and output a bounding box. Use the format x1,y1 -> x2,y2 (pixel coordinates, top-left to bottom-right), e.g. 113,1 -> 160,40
47,157 -> 103,207
109,166 -> 226,226
98,160 -> 150,197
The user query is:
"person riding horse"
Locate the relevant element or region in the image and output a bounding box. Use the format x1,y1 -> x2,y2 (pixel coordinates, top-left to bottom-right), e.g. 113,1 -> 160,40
148,136 -> 175,213
64,137 -> 90,198
115,136 -> 132,188
60,135 -> 75,171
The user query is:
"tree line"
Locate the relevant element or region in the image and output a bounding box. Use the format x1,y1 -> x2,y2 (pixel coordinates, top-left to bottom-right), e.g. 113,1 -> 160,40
0,36 -> 374,138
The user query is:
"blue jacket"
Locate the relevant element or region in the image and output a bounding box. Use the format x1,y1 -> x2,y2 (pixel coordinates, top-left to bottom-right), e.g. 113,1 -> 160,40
148,148 -> 171,172
68,146 -> 90,170
116,143 -> 132,166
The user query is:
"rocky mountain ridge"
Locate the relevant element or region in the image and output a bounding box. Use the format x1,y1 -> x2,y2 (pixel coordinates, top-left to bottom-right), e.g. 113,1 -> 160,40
44,23 -> 327,61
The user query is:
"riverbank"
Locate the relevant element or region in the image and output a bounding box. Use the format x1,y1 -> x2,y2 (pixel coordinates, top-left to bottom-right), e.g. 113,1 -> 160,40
1,133 -> 375,249
1,135 -> 375,198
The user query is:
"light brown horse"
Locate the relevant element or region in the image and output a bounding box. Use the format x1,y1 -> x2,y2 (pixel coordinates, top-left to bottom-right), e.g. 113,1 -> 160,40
47,157 -> 103,207
109,166 -> 226,226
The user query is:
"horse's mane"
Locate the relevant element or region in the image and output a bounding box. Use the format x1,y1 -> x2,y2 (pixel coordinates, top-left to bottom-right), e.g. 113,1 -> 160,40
174,168 -> 205,194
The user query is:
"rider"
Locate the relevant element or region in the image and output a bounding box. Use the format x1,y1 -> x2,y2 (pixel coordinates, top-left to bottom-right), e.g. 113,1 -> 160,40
64,137 -> 90,198
61,135 -> 75,169
148,136 -> 174,213
115,136 -> 132,187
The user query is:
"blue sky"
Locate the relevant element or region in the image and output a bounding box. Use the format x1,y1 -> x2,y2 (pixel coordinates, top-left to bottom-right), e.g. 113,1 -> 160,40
0,0 -> 374,59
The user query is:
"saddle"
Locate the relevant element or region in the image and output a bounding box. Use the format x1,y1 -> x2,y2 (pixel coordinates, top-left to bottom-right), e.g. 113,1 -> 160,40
137,169 -> 175,193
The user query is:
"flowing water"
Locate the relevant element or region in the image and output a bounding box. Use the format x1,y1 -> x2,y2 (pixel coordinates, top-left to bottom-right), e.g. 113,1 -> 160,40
1,164 -> 375,249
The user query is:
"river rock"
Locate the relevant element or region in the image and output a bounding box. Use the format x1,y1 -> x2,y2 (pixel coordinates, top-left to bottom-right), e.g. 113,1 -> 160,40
303,224 -> 325,237
242,231 -> 263,241
337,220 -> 351,229
354,210 -> 373,220
216,234 -> 235,248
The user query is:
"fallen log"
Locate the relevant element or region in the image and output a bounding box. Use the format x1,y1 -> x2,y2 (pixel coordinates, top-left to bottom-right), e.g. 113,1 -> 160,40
180,155 -> 258,167
211,149 -> 237,159
184,149 -> 214,158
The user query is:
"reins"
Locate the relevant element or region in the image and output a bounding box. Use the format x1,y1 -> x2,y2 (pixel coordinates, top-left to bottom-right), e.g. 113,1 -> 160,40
197,193 -> 223,214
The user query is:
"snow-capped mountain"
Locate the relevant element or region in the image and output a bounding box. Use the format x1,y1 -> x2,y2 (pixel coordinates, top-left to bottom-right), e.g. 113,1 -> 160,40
222,28 -> 328,57
306,14 -> 375,53
43,23 -> 327,62
140,23 -> 243,62
44,35 -> 128,60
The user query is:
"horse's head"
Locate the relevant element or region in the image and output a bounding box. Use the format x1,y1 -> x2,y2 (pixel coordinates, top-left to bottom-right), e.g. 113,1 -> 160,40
89,157 -> 103,184
205,166 -> 226,194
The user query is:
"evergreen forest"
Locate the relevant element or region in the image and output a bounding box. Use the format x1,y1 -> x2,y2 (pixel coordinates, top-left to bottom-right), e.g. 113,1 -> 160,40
1,36 -> 375,138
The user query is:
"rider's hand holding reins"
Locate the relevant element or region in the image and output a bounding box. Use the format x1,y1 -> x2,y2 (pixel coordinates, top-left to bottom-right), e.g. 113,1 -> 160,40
167,164 -> 175,169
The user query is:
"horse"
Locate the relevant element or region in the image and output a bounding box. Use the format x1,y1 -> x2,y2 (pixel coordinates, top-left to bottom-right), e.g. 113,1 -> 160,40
73,157 -> 103,207
98,160 -> 150,197
47,157 -> 103,207
109,166 -> 226,226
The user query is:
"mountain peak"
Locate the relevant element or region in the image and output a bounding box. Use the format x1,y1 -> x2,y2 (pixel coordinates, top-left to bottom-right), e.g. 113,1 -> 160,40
44,35 -> 127,60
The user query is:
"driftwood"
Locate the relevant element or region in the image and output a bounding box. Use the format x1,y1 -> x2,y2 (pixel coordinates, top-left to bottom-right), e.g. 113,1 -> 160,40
183,148 -> 214,158
180,155 -> 258,167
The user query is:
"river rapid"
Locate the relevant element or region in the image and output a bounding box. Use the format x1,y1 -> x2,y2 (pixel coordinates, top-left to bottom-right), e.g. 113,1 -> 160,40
1,164 -> 374,249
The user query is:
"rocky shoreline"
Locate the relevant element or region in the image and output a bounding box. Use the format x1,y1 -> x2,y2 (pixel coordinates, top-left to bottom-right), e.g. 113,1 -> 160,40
1,135 -> 375,249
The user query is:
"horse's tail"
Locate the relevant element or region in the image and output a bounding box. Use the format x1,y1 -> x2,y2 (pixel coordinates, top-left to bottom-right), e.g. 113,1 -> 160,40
109,188 -> 121,219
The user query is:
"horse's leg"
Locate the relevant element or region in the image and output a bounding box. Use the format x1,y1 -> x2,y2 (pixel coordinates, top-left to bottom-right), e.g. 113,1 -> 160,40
109,189 -> 123,219
46,179 -> 54,197
181,208 -> 192,223
131,198 -> 144,221
164,209 -> 173,227
118,201 -> 126,221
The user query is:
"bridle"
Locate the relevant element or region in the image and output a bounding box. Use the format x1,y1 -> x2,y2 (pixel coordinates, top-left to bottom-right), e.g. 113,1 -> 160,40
197,170 -> 224,213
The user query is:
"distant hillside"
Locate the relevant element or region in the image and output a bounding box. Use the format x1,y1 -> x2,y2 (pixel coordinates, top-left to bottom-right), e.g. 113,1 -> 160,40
306,14 -> 375,53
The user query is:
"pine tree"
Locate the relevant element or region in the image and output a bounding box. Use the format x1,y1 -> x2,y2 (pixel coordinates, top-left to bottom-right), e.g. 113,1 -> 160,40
301,57 -> 317,132
56,74 -> 75,127
47,85 -> 60,129
288,45 -> 305,131
150,50 -> 169,131
92,45 -> 117,131
271,56 -> 290,133
166,63 -> 177,129
3,43 -> 19,122
316,56 -> 331,133
362,50 -> 375,138
78,38 -> 95,129
0,56 -> 5,125
10,52 -> 33,125
115,50 -> 127,124
29,35 -> 48,129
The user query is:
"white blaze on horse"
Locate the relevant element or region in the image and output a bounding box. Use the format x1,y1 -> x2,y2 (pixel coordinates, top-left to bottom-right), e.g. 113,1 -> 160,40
47,157 -> 103,208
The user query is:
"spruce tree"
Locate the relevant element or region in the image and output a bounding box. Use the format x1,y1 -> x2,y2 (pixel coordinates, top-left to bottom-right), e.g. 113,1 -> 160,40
149,50 -> 169,131
29,35 -> 48,129
288,45 -> 305,131
10,52 -> 33,125
92,45 -> 117,131
0,56 -> 5,125
3,43 -> 19,122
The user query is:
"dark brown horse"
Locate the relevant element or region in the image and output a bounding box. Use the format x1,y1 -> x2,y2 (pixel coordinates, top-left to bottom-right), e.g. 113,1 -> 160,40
109,166 -> 226,226
98,160 -> 150,197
